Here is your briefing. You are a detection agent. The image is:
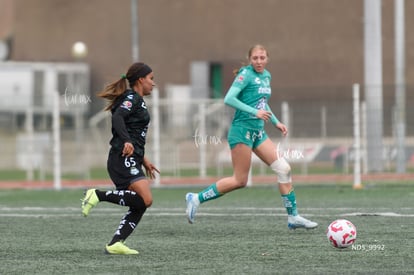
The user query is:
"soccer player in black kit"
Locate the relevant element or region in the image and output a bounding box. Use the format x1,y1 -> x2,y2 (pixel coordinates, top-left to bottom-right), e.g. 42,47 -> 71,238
81,62 -> 159,255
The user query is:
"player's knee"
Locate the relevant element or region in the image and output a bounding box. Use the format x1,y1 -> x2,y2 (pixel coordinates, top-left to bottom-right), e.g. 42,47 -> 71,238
143,196 -> 153,207
233,176 -> 249,189
137,192 -> 152,208
270,158 -> 292,183
236,180 -> 248,189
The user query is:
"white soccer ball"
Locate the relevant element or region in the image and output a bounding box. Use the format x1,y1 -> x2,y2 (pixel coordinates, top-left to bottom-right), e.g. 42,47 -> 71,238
326,219 -> 357,248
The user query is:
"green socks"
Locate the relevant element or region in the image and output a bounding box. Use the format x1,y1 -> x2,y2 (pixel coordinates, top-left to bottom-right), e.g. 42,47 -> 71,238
198,183 -> 222,203
197,184 -> 298,216
281,189 -> 298,216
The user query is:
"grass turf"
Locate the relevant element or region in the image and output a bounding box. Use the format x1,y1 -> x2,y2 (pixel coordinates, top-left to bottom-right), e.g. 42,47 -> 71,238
0,184 -> 413,274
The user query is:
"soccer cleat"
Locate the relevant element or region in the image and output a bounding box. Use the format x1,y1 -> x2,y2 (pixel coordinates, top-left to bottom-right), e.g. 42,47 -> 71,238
185,192 -> 199,224
288,215 -> 318,230
105,241 -> 139,255
81,189 -> 99,217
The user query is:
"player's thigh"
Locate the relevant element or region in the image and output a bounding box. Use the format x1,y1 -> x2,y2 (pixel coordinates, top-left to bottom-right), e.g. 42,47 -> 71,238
253,138 -> 277,166
231,143 -> 253,182
128,178 -> 152,207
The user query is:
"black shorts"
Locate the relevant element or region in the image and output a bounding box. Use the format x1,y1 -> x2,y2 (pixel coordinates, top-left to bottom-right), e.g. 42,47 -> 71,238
107,148 -> 146,190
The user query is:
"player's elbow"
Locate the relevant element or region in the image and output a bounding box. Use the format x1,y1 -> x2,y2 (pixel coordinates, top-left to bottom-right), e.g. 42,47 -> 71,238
223,95 -> 234,107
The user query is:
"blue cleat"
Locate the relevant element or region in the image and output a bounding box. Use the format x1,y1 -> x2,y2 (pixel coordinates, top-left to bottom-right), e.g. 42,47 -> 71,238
288,215 -> 318,230
185,193 -> 199,224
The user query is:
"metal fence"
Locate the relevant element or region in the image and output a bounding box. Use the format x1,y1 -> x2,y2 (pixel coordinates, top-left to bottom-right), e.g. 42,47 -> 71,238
0,84 -> 413,183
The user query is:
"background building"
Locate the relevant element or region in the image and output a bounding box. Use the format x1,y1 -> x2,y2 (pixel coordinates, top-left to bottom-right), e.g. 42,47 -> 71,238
0,0 -> 413,177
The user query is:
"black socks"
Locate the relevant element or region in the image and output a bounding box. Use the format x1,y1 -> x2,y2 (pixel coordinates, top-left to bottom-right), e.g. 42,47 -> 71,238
95,189 -> 147,245
108,208 -> 146,246
95,189 -> 147,210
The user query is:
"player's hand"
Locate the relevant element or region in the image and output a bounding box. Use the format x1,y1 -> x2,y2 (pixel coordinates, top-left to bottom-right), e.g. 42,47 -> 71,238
276,122 -> 288,136
143,158 -> 160,179
122,142 -> 134,157
256,110 -> 272,122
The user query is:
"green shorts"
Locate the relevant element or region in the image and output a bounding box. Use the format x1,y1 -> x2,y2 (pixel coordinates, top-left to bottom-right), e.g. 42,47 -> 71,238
227,124 -> 268,149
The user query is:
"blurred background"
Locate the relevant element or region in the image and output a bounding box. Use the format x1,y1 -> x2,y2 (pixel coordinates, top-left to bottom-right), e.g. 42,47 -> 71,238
0,0 -> 413,186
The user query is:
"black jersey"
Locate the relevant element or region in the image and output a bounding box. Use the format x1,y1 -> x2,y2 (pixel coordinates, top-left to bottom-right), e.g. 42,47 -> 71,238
109,89 -> 150,157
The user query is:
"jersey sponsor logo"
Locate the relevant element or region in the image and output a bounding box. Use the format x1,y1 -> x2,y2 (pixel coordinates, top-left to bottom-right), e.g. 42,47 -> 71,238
120,100 -> 133,111
255,77 -> 261,84
258,87 -> 271,94
127,95 -> 134,99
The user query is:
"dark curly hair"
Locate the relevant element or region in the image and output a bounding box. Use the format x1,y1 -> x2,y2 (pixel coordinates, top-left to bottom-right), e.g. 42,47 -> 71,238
98,62 -> 152,111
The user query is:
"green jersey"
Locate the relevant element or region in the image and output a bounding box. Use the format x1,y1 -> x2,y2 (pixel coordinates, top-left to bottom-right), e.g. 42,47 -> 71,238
225,64 -> 273,129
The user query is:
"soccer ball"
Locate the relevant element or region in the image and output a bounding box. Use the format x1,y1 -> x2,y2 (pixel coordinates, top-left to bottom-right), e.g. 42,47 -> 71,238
326,219 -> 357,248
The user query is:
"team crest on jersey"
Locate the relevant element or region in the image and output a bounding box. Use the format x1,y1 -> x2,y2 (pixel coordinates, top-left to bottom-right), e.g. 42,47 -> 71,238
245,131 -> 251,140
130,167 -> 139,175
120,100 -> 133,111
255,77 -> 261,84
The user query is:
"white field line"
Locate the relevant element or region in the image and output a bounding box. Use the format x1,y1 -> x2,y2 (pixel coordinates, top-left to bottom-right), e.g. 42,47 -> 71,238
0,206 -> 413,218
1,206 -> 413,211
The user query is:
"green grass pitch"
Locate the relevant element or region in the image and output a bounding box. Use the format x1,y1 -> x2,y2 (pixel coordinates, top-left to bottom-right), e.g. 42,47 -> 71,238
0,184 -> 413,274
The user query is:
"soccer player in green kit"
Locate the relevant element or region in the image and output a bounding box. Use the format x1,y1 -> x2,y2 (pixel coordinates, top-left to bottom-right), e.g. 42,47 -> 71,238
186,45 -> 317,230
